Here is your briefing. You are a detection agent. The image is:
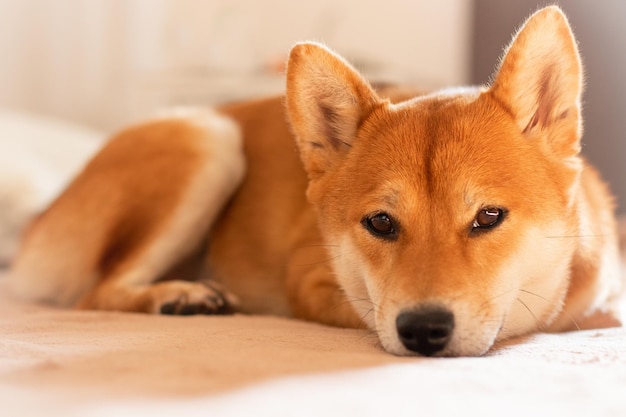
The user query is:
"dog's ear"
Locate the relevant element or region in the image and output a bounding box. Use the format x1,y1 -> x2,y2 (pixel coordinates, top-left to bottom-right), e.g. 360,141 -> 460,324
286,42 -> 381,180
489,6 -> 583,158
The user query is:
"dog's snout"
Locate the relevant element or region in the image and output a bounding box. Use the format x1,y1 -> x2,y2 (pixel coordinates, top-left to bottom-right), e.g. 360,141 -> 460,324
396,307 -> 454,356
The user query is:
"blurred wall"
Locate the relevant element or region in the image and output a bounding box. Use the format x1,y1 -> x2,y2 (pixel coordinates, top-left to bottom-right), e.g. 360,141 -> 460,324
472,0 -> 626,214
0,0 -> 471,131
2,0 -> 621,213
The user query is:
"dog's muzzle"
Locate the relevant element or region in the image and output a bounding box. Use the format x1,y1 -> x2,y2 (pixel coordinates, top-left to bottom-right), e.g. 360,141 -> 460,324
396,305 -> 455,356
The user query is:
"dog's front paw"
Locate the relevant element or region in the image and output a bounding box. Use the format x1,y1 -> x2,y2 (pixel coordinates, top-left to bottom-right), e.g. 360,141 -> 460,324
152,280 -> 239,315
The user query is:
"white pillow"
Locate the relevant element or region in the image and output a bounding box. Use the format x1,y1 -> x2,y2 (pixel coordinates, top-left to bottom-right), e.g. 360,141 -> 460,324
0,110 -> 104,266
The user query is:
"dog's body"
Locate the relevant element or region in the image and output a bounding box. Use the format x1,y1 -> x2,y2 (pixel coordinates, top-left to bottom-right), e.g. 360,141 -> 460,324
8,7 -> 623,356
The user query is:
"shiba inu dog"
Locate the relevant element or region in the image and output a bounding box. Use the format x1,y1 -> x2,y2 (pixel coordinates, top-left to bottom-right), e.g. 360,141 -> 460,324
8,6 -> 623,356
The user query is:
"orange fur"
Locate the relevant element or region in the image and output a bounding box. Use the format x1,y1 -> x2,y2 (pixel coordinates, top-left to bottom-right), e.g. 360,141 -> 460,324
8,6 -> 622,356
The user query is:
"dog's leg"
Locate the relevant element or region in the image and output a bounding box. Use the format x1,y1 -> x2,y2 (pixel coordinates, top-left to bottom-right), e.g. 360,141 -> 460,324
286,243 -> 365,328
10,109 -> 245,314
77,110 -> 246,314
79,272 -> 240,315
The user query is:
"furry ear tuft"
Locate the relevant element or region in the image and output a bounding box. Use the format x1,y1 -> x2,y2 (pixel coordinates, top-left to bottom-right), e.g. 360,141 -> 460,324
489,6 -> 583,157
285,42 -> 380,179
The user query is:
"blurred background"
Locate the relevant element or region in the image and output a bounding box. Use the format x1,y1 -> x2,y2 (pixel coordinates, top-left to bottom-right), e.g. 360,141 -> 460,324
0,0 -> 624,213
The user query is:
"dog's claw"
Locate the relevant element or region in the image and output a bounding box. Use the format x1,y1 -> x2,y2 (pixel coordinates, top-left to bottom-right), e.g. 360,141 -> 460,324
156,280 -> 238,316
159,302 -> 177,315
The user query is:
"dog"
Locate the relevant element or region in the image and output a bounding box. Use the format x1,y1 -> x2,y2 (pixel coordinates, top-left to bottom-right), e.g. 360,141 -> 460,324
0,112 -> 103,266
8,6 -> 623,357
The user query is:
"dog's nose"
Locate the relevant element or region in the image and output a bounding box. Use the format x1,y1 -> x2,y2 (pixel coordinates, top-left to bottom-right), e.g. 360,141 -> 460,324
396,307 -> 454,356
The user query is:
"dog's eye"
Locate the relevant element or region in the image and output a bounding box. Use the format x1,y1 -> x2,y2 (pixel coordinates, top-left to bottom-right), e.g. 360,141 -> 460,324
362,213 -> 398,240
472,207 -> 506,233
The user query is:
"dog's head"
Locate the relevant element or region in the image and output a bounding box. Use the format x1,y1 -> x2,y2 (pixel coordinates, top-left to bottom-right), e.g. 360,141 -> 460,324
286,7 -> 584,356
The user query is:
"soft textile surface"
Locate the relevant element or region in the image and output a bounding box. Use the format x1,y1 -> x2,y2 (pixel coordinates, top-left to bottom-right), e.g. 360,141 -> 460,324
1,268 -> 625,417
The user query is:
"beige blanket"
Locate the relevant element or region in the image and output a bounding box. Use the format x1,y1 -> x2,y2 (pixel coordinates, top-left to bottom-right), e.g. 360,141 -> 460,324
1,218 -> 625,416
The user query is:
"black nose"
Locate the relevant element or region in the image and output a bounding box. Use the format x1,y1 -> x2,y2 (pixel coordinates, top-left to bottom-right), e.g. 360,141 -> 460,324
396,306 -> 454,356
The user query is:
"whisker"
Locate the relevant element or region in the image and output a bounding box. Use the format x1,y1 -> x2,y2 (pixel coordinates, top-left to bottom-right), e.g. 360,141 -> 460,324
482,287 -> 582,332
519,289 -> 580,331
357,306 -> 376,330
287,254 -> 341,267
544,234 -> 607,239
294,244 -> 340,249
516,297 -> 545,331
336,296 -> 371,308
328,287 -> 378,331
480,287 -> 518,308
288,243 -> 342,267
